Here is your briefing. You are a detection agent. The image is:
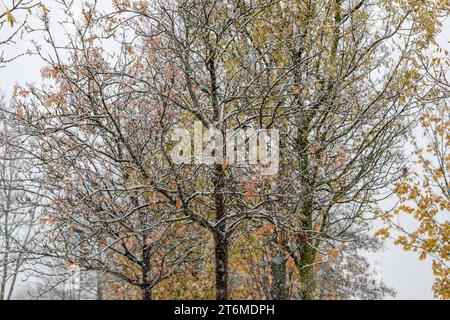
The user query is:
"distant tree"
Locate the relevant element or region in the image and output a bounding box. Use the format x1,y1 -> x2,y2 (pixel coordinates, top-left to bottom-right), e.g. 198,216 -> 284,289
316,232 -> 396,300
0,106 -> 40,300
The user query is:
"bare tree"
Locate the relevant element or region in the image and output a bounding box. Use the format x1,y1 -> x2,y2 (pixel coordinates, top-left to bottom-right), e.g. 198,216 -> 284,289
0,106 -> 41,300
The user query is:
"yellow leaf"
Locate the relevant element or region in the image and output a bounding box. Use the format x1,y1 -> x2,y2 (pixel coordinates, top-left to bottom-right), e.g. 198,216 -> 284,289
6,10 -> 15,27
42,5 -> 50,15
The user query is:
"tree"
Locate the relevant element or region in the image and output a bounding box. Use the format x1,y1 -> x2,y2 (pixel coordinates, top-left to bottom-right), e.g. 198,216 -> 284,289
6,0 -> 201,300
315,233 -> 396,300
379,46 -> 450,299
0,106 -> 41,300
237,0 -> 449,299
103,0 -> 282,300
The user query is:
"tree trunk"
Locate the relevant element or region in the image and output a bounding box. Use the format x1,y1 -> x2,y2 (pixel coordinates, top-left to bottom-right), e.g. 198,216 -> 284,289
208,47 -> 229,300
213,164 -> 229,300
214,230 -> 229,300
1,208 -> 10,300
141,231 -> 153,301
270,250 -> 288,300
96,271 -> 103,300
295,112 -> 317,300
298,243 -> 316,300
141,284 -> 152,300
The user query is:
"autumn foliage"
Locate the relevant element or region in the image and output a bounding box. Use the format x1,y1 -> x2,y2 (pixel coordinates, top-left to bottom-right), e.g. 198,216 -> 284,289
0,0 -> 449,300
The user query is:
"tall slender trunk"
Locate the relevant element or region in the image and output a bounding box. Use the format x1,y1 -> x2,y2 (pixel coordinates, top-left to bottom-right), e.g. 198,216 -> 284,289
214,229 -> 229,300
295,104 -> 317,300
0,252 -> 7,300
141,231 -> 153,300
96,271 -> 103,300
297,188 -> 317,300
1,204 -> 10,300
270,250 -> 288,300
298,243 -> 316,300
208,48 -> 229,300
213,163 -> 228,300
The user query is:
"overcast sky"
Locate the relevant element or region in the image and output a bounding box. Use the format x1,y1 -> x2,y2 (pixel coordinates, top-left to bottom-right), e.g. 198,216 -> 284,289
0,1 -> 448,300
